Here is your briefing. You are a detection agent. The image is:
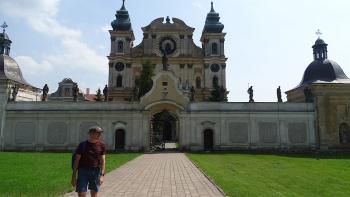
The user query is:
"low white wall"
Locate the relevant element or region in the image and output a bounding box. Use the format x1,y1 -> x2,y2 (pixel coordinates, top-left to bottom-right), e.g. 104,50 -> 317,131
182,102 -> 316,151
3,102 -> 145,151
1,102 -> 316,152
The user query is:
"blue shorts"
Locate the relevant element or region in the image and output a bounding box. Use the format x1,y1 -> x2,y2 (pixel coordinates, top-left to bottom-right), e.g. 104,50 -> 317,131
76,167 -> 101,193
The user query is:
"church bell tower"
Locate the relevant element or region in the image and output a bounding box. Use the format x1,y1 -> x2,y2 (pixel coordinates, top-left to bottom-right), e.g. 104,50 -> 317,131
200,2 -> 227,90
108,0 -> 135,101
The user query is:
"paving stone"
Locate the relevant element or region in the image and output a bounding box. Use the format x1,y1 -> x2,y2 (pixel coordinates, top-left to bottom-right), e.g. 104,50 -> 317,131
64,153 -> 224,197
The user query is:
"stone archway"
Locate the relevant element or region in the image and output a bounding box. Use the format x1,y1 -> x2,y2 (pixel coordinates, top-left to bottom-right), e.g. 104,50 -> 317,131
339,123 -> 350,144
150,109 -> 178,151
150,109 -> 179,150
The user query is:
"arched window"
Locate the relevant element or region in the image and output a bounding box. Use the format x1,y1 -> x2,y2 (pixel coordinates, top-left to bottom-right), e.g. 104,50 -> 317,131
212,43 -> 218,55
116,75 -> 123,88
339,123 -> 350,144
212,76 -> 218,87
117,41 -> 124,53
196,77 -> 201,88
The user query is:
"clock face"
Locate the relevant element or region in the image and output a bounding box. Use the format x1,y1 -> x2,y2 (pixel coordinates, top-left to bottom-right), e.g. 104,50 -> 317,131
115,62 -> 125,72
210,64 -> 220,72
159,37 -> 176,55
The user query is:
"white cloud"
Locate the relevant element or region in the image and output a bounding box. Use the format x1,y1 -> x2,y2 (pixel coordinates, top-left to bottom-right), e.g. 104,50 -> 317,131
0,0 -> 107,75
98,45 -> 106,50
101,25 -> 111,34
16,56 -> 53,74
192,1 -> 203,9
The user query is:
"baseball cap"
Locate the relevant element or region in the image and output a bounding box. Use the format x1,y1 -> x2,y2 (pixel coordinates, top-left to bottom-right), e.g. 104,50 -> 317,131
88,126 -> 104,133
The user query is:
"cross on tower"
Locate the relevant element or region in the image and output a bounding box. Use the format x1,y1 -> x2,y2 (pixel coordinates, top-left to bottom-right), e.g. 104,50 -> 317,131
315,29 -> 322,38
1,22 -> 8,34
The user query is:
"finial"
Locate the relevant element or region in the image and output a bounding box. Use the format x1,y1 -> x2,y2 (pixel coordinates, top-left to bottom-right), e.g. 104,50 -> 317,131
166,16 -> 170,23
315,29 -> 322,39
210,1 -> 215,12
1,22 -> 8,34
121,0 -> 126,9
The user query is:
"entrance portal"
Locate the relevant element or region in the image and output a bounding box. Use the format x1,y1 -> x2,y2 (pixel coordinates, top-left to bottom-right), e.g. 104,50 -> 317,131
115,129 -> 125,150
150,110 -> 178,151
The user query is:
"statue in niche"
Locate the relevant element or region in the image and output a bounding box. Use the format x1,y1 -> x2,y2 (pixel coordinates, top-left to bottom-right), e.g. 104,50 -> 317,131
247,86 -> 254,102
7,87 -> 11,102
162,52 -> 168,71
72,84 -> 79,102
11,85 -> 18,102
42,84 -> 49,101
103,85 -> 108,102
303,86 -> 314,103
277,86 -> 282,102
190,86 -> 195,102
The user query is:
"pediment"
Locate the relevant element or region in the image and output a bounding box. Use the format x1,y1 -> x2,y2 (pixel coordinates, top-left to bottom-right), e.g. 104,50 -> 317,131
142,17 -> 195,32
140,71 -> 189,109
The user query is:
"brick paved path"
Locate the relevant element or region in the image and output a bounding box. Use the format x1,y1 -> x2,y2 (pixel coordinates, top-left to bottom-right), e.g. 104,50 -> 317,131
65,153 -> 224,197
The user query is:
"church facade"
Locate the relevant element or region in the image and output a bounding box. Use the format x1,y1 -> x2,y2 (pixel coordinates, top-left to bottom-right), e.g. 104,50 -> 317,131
0,1 -> 349,152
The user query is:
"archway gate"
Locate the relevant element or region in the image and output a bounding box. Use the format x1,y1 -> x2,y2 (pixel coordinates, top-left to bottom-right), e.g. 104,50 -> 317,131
149,110 -> 178,151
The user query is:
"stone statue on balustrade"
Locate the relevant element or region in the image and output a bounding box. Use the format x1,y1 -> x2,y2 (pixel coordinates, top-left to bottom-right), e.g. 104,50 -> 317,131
42,84 -> 49,101
162,52 -> 169,71
72,84 -> 79,102
247,86 -> 254,102
103,85 -> 108,102
277,86 -> 282,102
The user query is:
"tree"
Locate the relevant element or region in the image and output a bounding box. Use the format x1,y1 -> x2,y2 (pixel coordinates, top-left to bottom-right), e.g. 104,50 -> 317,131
209,84 -> 228,102
95,88 -> 102,102
135,61 -> 155,100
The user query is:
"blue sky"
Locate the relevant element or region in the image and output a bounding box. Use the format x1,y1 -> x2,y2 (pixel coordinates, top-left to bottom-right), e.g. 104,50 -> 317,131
1,0 -> 349,102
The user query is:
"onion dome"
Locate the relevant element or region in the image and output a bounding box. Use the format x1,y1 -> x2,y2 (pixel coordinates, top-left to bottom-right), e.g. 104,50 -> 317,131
299,38 -> 348,86
203,2 -> 224,33
0,22 -> 37,87
111,0 -> 132,31
0,54 -> 32,86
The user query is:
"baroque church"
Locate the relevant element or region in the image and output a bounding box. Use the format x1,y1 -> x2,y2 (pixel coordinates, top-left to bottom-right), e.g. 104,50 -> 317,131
0,1 -> 349,152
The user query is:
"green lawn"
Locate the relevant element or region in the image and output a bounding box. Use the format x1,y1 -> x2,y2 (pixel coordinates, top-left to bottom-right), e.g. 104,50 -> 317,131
187,153 -> 350,197
0,152 -> 141,197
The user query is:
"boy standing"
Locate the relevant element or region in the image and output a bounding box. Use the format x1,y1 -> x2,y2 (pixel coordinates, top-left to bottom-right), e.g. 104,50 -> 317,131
71,126 -> 106,197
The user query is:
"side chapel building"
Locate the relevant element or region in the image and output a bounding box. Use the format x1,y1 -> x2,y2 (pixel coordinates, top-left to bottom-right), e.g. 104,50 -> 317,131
0,1 -> 349,151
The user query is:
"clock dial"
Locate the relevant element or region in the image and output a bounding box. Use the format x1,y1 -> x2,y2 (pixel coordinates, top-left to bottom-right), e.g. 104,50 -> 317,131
115,62 -> 125,72
210,64 -> 220,72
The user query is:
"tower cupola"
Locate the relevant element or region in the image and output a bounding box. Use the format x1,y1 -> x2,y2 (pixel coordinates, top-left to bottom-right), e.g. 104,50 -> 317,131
111,0 -> 132,31
0,22 -> 12,56
203,2 -> 224,33
312,30 -> 328,60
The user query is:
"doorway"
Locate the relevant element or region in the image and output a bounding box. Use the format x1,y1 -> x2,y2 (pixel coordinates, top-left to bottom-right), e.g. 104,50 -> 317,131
203,129 -> 214,150
115,129 -> 125,150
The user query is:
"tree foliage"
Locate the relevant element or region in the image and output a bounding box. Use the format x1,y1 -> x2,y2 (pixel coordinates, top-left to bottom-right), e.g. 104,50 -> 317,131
95,88 -> 102,102
135,62 -> 155,100
209,84 -> 228,102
